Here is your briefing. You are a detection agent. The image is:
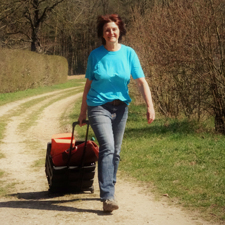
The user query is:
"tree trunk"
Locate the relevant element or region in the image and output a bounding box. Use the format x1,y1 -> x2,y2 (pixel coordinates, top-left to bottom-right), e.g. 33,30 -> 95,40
31,27 -> 42,52
211,74 -> 225,134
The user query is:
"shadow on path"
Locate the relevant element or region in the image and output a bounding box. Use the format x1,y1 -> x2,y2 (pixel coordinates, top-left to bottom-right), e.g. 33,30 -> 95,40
0,191 -> 110,216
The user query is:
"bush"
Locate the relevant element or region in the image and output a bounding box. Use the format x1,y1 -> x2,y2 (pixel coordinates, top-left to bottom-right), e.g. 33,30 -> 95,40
126,0 -> 225,134
0,49 -> 68,93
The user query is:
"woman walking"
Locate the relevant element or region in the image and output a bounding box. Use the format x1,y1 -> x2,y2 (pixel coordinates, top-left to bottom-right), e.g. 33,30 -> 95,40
78,14 -> 155,212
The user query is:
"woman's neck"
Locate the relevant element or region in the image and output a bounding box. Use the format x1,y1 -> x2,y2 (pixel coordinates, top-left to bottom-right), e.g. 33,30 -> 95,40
104,42 -> 121,52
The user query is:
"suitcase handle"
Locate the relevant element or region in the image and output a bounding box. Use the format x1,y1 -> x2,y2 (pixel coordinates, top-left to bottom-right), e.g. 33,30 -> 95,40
68,120 -> 90,167
71,120 -> 89,144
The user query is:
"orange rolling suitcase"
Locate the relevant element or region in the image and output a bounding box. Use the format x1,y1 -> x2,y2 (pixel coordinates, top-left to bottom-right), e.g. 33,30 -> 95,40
45,120 -> 99,193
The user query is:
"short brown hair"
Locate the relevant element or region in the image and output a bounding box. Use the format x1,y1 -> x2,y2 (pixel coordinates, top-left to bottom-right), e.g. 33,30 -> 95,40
97,14 -> 126,45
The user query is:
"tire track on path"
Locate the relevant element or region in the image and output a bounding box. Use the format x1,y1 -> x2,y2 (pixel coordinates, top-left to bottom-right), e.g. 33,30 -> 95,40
0,87 -> 78,117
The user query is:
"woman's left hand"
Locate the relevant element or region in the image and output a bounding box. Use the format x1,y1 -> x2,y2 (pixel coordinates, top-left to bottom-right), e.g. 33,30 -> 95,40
147,106 -> 155,124
135,78 -> 155,124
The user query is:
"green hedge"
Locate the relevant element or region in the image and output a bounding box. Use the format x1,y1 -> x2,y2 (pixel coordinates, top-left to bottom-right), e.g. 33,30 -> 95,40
0,49 -> 68,93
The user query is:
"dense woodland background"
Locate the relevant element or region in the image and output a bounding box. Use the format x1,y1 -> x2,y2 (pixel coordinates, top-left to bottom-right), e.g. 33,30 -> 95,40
0,0 -> 225,134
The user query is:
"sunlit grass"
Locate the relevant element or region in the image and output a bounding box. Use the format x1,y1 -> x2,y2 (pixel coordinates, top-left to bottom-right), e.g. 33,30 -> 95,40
120,102 -> 225,222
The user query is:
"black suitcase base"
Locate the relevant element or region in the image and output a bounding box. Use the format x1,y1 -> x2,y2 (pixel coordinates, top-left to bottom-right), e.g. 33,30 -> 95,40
45,142 -> 96,193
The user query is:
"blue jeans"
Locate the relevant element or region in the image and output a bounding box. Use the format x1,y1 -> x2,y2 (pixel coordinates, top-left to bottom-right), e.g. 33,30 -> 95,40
88,102 -> 128,200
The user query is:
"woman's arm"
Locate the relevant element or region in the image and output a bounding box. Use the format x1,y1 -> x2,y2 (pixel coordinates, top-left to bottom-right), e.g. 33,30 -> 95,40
78,78 -> 92,126
135,77 -> 155,124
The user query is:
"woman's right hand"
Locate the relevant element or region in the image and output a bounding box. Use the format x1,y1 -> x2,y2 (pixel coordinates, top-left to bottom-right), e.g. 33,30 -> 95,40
78,113 -> 87,127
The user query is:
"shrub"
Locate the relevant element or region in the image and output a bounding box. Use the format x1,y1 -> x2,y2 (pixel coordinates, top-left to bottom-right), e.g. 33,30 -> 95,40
0,49 -> 68,93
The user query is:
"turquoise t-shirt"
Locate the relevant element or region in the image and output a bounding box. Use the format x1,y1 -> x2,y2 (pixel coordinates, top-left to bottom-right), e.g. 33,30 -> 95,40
85,44 -> 145,106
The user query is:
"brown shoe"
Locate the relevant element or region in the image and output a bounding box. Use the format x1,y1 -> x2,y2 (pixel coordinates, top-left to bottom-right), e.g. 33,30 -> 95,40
103,199 -> 119,212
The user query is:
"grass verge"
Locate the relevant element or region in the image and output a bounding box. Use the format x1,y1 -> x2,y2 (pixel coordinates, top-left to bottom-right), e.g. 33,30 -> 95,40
120,103 -> 225,222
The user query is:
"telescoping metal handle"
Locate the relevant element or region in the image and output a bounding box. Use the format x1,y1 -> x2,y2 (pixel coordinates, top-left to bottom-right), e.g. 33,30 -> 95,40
68,120 -> 90,159
72,120 -> 89,143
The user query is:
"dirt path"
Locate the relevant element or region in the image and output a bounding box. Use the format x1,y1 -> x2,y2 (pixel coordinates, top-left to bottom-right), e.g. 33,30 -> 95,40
0,87 -> 216,225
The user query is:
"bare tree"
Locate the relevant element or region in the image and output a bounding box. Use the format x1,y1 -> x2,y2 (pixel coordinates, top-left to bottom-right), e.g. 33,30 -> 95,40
25,0 -> 66,52
0,0 -> 66,52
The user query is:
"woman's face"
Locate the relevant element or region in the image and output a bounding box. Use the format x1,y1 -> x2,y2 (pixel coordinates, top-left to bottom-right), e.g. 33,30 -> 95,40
103,22 -> 120,44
